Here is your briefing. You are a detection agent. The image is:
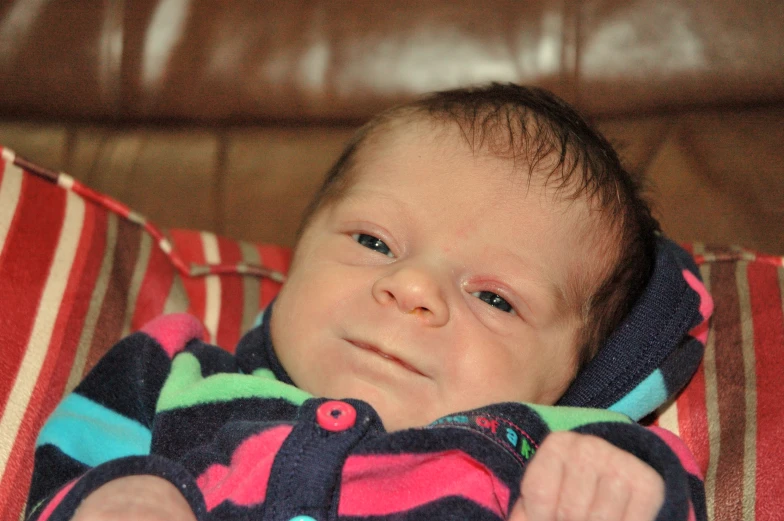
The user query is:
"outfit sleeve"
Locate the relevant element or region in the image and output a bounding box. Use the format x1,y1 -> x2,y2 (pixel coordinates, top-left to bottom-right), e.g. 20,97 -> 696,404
645,426 -> 707,521
572,421 -> 706,521
25,314 -> 209,521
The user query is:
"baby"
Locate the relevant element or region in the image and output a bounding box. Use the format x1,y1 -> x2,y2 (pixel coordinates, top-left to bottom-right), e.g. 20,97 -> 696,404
26,84 -> 709,521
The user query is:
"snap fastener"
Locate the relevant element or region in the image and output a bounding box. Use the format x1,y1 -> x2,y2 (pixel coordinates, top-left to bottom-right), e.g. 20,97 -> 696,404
288,516 -> 317,521
316,400 -> 356,432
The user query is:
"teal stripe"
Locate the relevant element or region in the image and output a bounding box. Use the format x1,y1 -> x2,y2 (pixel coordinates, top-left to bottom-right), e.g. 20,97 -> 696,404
36,393 -> 151,467
608,369 -> 668,420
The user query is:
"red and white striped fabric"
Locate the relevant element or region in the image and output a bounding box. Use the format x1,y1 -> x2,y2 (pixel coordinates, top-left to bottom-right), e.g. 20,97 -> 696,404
0,147 -> 289,519
1,147 -> 783,520
652,243 -> 784,521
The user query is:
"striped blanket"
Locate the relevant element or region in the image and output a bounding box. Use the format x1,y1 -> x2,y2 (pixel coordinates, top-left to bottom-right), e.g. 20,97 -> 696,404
1,147 -> 782,520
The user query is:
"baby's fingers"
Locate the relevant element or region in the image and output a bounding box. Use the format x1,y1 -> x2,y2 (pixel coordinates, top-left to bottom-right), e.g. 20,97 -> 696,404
589,440 -> 664,521
618,457 -> 664,521
585,474 -> 631,521
508,497 -> 530,521
519,433 -> 567,521
516,432 -> 664,521
72,475 -> 197,521
554,434 -> 604,521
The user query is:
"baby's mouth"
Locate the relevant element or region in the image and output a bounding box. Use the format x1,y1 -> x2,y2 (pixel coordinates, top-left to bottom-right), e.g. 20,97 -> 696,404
346,340 -> 426,377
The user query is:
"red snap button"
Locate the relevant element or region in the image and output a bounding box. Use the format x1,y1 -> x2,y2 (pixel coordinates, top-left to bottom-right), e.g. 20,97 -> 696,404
316,400 -> 356,432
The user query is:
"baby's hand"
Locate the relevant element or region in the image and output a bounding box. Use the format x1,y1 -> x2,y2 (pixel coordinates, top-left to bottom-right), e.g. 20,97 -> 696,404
509,431 -> 664,521
71,475 -> 196,521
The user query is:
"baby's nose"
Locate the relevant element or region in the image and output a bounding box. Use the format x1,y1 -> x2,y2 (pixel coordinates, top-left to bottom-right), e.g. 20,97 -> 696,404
371,266 -> 449,327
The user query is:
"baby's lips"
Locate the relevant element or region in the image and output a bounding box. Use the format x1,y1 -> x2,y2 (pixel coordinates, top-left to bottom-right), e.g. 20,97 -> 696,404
346,339 -> 428,377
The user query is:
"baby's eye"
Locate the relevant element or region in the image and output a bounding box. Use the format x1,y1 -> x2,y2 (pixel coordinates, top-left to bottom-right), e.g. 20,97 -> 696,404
352,233 -> 394,257
472,291 -> 515,314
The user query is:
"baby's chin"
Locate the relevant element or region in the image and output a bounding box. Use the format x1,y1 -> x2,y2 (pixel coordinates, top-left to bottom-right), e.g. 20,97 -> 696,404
374,407 -> 437,433
355,396 -> 439,432
308,383 -> 439,432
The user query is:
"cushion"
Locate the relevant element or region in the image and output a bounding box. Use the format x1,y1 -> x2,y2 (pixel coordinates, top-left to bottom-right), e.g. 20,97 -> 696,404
0,147 -> 782,520
0,147 -> 290,518
650,243 -> 784,520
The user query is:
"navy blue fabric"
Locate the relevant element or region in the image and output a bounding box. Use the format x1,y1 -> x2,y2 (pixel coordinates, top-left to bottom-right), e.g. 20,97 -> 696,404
264,399 -> 381,520
236,305 -> 294,384
558,236 -> 704,412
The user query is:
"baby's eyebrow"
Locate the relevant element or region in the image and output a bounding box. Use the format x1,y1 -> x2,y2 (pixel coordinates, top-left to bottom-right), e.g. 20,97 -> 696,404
550,280 -> 574,320
340,186 -> 404,207
486,250 -> 565,319
518,257 -> 576,322
525,278 -> 572,325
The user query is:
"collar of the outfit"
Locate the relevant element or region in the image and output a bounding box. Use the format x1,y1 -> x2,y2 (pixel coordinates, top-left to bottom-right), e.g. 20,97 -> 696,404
236,236 -> 709,423
235,305 -> 295,385
233,308 -> 579,467
559,236 -> 709,419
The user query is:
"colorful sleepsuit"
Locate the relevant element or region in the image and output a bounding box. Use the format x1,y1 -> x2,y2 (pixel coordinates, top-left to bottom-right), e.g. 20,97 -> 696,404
26,237 -> 712,521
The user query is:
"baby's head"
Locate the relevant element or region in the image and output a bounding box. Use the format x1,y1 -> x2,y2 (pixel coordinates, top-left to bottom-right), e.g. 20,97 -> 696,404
270,84 -> 659,431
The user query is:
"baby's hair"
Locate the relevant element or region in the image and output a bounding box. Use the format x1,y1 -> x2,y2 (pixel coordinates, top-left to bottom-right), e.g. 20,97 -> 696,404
300,83 -> 660,369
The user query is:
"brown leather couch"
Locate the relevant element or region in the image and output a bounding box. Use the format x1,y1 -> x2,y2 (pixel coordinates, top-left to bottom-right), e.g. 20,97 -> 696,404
1,0 -> 782,253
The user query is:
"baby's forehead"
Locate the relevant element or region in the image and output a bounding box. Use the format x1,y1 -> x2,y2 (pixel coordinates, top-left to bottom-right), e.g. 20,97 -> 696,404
351,127 -> 598,219
343,119 -> 616,256
320,113 -> 618,246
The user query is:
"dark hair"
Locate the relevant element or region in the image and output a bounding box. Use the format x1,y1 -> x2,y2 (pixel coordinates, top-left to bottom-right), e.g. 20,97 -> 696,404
301,83 -> 659,369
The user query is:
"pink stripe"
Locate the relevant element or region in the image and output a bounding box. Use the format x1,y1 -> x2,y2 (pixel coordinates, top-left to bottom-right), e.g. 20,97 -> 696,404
647,426 -> 703,478
648,427 -> 700,521
140,313 -> 205,358
196,425 -> 292,510
339,450 -> 511,517
683,269 -> 714,344
36,479 -> 78,521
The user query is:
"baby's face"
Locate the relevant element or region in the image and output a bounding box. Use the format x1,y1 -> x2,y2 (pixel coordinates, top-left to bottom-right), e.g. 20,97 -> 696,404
271,120 -> 608,431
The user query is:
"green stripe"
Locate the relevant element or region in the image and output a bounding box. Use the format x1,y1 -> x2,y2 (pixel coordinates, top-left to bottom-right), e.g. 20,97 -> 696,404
157,352 -> 311,412
527,403 -> 631,432
252,367 -> 276,379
